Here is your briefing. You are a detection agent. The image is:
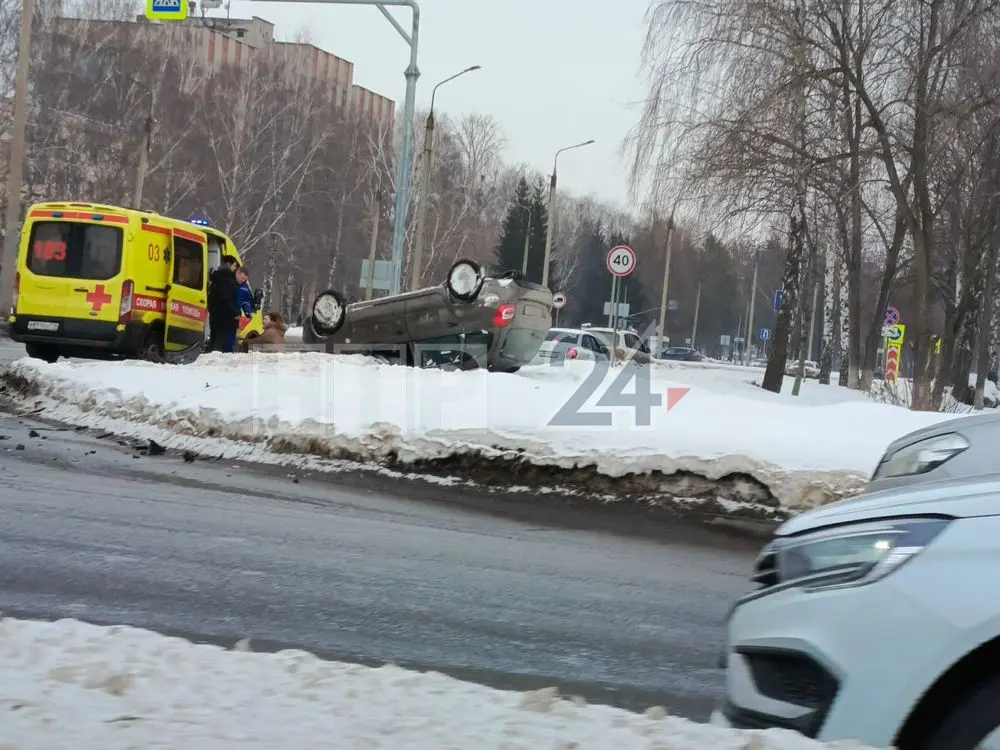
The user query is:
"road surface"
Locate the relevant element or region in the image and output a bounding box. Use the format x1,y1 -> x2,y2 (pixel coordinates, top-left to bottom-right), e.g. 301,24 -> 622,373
0,405 -> 758,718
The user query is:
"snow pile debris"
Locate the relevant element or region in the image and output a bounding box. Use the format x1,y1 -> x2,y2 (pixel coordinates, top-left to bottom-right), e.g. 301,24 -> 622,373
1,353 -> 962,513
0,616 -> 879,749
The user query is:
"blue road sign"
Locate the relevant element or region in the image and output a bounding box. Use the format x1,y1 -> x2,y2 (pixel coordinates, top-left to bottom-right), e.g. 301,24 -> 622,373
759,328 -> 771,341
773,290 -> 783,312
147,0 -> 187,20
884,306 -> 899,326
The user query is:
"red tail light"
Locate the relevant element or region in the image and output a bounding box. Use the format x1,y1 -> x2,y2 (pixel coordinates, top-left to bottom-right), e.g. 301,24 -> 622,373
119,280 -> 134,323
492,303 -> 516,328
566,347 -> 578,359
10,272 -> 18,315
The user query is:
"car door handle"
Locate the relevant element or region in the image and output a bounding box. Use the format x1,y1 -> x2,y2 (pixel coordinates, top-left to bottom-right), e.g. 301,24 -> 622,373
73,287 -> 88,292
199,299 -> 205,304
146,285 -> 167,292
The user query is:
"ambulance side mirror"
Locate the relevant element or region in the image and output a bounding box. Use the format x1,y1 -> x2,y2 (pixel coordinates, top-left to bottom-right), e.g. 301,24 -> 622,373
252,289 -> 263,311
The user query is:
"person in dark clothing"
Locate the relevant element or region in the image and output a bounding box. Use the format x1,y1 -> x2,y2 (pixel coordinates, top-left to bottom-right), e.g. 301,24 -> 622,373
207,255 -> 241,353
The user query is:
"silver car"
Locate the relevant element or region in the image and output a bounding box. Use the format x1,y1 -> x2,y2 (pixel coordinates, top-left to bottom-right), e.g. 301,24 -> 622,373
867,412 -> 998,492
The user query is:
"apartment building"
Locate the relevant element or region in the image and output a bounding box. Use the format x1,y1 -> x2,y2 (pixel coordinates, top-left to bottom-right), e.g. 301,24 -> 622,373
53,13 -> 395,129
182,14 -> 394,128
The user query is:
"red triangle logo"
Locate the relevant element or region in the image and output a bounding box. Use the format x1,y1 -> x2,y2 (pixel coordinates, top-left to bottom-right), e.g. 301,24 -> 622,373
666,387 -> 690,411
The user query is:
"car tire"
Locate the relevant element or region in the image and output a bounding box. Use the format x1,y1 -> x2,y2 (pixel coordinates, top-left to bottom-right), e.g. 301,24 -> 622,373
25,342 -> 59,363
445,259 -> 484,302
138,330 -> 165,363
920,676 -> 1000,750
311,290 -> 346,337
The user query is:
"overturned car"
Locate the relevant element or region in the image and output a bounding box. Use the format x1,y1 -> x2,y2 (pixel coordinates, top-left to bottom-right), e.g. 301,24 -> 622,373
303,259 -> 553,373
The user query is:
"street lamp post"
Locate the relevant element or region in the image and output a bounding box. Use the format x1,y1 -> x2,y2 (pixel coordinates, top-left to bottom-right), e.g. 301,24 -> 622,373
517,203 -> 531,275
408,64 -> 480,290
0,0 -> 37,323
541,139 -> 593,288
249,0 -> 420,295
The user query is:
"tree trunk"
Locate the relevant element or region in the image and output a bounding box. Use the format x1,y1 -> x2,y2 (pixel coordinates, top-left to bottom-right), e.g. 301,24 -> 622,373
837,250 -> 850,386
974,242 -> 998,409
860,211 -> 905,392
846,90 -> 863,389
763,211 -> 805,393
818,238 -> 837,385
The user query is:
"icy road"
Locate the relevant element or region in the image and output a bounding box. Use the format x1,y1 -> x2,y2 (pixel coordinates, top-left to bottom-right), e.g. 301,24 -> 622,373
0,407 -> 757,720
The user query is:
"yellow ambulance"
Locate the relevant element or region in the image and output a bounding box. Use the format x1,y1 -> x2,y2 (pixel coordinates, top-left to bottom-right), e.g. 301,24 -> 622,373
8,201 -> 264,362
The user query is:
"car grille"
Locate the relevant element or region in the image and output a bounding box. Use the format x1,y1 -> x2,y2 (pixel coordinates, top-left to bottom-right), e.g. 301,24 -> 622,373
751,542 -> 778,588
742,650 -> 838,711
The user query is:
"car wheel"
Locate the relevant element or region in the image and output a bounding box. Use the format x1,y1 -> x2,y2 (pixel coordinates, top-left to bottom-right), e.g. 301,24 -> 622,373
311,290 -> 346,337
445,259 -> 484,302
25,342 -> 59,363
920,676 -> 1000,750
139,330 -> 164,363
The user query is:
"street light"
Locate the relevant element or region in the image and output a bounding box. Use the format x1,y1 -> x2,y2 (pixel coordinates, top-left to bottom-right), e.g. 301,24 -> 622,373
408,64 -> 480,290
248,0 -> 421,296
541,139 -> 594,288
0,0 -> 37,324
515,202 -> 531,275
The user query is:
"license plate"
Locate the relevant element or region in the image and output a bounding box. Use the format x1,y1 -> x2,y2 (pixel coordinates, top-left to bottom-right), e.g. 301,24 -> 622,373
27,321 -> 59,331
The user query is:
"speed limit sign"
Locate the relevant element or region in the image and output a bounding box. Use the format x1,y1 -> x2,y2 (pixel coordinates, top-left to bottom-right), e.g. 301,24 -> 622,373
607,245 -> 636,277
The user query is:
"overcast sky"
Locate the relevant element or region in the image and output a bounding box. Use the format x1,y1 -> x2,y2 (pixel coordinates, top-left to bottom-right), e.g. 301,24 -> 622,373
229,0 -> 651,209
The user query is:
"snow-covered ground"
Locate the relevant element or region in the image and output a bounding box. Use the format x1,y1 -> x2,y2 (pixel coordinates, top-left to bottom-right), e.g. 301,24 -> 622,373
1,352 -> 965,512
0,616 -> 876,749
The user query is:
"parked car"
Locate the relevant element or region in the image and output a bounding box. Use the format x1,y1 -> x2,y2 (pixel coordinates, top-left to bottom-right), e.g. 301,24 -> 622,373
712,472 -> 1000,750
784,359 -> 821,378
303,260 -> 552,373
660,346 -> 705,362
865,412 -> 992,494
583,326 -> 653,364
529,327 -> 611,365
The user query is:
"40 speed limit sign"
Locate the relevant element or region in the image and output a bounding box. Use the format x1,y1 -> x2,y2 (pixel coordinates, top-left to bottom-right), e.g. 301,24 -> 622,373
606,245 -> 636,277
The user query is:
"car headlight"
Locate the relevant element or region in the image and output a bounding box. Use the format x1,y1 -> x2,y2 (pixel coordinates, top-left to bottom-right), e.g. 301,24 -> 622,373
446,259 -> 484,301
763,517 -> 950,591
872,433 -> 969,479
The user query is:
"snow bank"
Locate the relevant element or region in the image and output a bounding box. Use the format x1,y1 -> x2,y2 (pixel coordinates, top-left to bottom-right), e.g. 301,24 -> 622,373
0,616 -> 876,749
1,353 -> 960,512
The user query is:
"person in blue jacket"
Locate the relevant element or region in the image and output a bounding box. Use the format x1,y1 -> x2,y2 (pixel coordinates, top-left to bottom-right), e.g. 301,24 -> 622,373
236,267 -> 253,318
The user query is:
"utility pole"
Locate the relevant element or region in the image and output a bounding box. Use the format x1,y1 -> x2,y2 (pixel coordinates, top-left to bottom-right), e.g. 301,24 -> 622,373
408,64 -> 479,290
0,0 -> 36,322
364,187 -> 383,300
519,204 -> 531,275
541,139 -> 594,288
657,209 -> 676,349
744,248 -> 760,363
133,94 -> 154,209
691,278 -> 702,347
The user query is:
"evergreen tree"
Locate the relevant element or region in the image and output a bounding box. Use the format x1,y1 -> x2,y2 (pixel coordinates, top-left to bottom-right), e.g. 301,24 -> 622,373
494,178 -> 532,274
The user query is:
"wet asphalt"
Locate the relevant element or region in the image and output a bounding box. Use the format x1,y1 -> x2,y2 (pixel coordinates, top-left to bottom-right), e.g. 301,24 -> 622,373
0,338 -> 758,718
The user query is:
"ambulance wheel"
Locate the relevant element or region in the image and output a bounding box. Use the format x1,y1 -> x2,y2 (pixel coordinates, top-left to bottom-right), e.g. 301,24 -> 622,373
139,330 -> 164,363
25,343 -> 59,363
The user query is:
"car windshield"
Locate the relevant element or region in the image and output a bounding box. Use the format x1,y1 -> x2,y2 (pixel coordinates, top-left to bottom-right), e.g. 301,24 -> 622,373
27,221 -> 123,280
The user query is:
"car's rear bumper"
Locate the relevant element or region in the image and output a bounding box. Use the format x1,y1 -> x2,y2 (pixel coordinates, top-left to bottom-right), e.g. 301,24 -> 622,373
9,315 -> 146,354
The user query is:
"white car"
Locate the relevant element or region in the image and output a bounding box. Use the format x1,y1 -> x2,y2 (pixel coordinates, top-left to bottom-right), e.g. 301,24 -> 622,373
530,327 -> 611,364
712,473 -> 1000,750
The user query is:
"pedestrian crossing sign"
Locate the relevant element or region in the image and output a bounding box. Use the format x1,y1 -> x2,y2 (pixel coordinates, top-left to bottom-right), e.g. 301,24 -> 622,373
146,0 -> 187,21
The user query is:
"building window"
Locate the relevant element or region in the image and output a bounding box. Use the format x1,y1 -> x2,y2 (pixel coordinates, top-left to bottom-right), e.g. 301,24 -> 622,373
237,29 -> 245,37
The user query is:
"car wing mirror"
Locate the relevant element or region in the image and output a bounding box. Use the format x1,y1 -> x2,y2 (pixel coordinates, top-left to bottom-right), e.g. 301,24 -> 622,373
252,289 -> 264,311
